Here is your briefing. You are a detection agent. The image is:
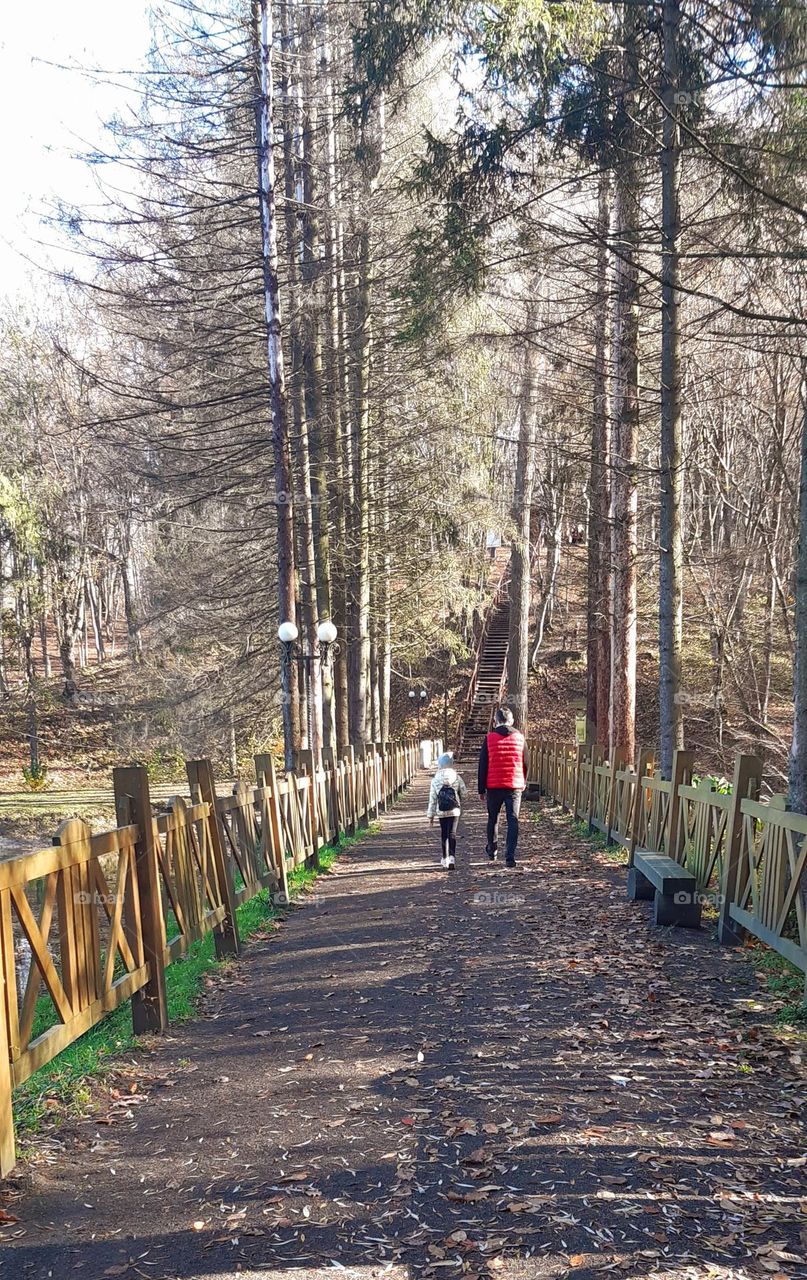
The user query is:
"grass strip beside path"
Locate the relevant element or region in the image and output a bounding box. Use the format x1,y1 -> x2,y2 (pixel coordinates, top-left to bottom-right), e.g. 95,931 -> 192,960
13,825 -> 375,1140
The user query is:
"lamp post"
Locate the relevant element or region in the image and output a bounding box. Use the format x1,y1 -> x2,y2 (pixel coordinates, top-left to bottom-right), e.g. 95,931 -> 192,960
408,687 -> 427,739
278,619 -> 339,759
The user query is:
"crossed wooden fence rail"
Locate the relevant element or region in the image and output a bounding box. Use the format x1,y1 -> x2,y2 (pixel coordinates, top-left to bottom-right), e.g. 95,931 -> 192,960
0,738 -> 420,1175
528,740 -> 807,989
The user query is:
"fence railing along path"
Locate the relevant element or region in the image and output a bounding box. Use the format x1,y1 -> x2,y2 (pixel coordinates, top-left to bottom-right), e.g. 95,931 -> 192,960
0,738 -> 420,1176
527,739 -> 807,990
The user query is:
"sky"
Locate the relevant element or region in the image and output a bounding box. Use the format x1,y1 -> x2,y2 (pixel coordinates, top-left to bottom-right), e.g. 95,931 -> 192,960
0,1 -> 152,300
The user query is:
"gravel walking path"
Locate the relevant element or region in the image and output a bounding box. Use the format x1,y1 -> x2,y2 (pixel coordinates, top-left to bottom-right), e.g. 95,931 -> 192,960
1,775 -> 804,1280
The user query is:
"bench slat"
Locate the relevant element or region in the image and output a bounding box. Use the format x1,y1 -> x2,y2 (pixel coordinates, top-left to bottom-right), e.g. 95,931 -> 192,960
634,850 -> 697,895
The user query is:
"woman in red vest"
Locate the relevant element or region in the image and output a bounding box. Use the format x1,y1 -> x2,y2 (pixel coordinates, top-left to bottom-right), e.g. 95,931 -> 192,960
478,705 -> 527,867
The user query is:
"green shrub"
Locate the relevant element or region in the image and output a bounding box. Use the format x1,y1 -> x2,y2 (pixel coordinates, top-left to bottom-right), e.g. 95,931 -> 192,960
21,760 -> 48,791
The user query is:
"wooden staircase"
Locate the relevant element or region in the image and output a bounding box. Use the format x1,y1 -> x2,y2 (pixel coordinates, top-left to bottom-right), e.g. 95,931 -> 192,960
455,558 -> 511,763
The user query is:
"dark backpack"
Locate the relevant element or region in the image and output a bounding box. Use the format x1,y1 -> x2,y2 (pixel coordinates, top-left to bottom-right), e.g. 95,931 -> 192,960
437,783 -> 458,812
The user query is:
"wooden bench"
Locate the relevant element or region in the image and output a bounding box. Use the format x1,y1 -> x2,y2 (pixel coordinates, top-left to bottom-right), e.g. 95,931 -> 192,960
627,851 -> 702,928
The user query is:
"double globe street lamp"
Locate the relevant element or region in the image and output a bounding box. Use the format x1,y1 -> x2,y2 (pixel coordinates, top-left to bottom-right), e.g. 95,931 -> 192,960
278,619 -> 339,756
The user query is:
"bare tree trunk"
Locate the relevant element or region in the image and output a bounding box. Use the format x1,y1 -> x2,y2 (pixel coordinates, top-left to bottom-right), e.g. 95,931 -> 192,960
658,0 -> 684,776
229,708 -> 238,777
587,170 -> 612,745
508,326 -> 538,731
609,4 -> 640,762
788,369 -> 807,819
322,17 -> 350,751
280,0 -> 323,757
761,568 -> 775,723
54,559 -> 82,702
38,565 -> 51,679
58,630 -> 79,702
253,0 -> 298,769
348,215 -> 372,744
120,540 -> 143,665
530,488 -> 565,665
348,97 -> 384,745
87,577 -> 105,663
17,579 -> 38,771
377,309 -> 392,743
301,8 -> 330,754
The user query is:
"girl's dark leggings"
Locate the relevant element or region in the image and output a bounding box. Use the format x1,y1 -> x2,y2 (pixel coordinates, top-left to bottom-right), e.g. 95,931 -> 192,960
438,815 -> 458,857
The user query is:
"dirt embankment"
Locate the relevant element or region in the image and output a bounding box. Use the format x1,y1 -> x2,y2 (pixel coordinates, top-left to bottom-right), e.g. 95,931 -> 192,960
528,543 -> 793,788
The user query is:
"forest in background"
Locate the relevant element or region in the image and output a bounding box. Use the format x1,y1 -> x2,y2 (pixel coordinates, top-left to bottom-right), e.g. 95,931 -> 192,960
0,0 -> 805,799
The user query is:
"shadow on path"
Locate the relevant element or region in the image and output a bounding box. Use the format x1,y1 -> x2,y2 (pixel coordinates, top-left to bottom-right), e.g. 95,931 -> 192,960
1,776 -> 804,1280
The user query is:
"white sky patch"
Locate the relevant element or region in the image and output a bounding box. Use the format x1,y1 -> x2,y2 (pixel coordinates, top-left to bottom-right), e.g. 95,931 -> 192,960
0,1 -> 151,300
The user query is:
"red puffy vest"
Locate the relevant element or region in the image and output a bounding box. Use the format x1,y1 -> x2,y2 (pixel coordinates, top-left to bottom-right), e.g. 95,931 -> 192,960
486,729 -> 526,790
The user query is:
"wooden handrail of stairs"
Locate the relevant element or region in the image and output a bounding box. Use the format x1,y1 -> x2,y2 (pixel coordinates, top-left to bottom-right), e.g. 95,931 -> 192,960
455,556 -> 511,761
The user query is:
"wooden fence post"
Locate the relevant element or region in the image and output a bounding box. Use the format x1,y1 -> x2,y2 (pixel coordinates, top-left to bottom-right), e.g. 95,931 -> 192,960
264,756 -> 291,903
666,749 -> 694,860
375,742 -> 385,814
323,747 -> 340,843
360,746 -> 370,824
605,748 -> 625,844
378,744 -> 387,811
367,745 -> 376,819
360,746 -> 370,822
627,748 -> 654,866
375,744 -> 383,817
587,745 -> 603,830
187,759 -> 240,958
113,766 -> 169,1036
346,746 -> 357,832
254,753 -> 271,787
718,753 -> 762,946
572,744 -> 585,820
561,747 -> 571,812
0,911 -> 15,1176
299,750 -> 321,868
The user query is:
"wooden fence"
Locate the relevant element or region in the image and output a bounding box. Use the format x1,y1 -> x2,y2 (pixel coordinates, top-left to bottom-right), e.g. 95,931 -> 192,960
0,738 -> 419,1175
528,740 -> 807,991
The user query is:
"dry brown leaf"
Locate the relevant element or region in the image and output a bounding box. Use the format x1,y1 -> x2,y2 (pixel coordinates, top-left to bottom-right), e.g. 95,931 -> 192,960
463,1146 -> 490,1165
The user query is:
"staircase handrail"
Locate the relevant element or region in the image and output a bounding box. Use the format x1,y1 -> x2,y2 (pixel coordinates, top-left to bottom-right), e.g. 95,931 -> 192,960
455,557 -> 511,759
489,639 -> 510,733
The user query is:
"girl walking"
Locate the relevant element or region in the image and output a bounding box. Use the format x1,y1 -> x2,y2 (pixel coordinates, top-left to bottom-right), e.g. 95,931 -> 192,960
427,751 -> 467,870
